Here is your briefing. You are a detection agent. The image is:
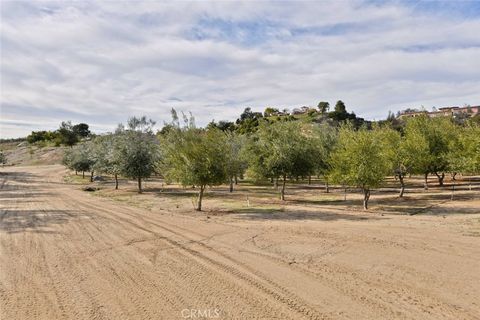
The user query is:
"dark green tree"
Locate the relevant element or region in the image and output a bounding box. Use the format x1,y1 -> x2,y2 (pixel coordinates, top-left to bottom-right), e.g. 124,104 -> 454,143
317,101 -> 330,113
57,121 -> 79,147
72,123 -> 91,138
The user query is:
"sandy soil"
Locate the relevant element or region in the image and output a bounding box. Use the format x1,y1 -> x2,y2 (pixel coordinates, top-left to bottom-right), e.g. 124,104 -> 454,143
1,141 -> 65,166
1,165 -> 479,320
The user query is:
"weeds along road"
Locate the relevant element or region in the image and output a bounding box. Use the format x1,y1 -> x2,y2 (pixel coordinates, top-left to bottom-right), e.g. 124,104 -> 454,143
1,165 -> 479,320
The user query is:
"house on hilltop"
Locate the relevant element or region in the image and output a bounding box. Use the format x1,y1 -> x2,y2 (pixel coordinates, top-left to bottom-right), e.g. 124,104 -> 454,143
397,105 -> 479,119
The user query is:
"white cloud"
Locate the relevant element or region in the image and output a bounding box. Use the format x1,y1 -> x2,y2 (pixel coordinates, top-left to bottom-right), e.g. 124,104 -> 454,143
1,0 -> 480,137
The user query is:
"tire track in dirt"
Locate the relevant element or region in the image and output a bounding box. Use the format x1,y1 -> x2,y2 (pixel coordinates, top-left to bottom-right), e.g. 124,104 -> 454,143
3,166 -> 479,320
48,189 -> 294,319
62,187 -> 477,320
66,194 -> 329,320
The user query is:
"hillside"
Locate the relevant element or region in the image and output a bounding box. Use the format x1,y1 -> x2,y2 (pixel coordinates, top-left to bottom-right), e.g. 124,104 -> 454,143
0,141 -> 65,166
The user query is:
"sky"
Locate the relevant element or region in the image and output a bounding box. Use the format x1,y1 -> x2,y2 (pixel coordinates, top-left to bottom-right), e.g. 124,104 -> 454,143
1,0 -> 480,138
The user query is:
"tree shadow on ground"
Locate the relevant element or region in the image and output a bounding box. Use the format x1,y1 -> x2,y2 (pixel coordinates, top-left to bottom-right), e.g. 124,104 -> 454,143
149,188 -> 198,198
416,206 -> 480,215
0,191 -> 55,199
0,209 -> 89,234
230,207 -> 385,222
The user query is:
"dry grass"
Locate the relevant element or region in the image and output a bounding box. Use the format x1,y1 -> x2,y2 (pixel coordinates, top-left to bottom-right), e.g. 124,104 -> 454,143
70,172 -> 480,218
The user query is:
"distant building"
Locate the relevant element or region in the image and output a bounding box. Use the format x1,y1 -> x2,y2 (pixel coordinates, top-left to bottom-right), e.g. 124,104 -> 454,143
291,106 -> 315,115
397,105 -> 479,119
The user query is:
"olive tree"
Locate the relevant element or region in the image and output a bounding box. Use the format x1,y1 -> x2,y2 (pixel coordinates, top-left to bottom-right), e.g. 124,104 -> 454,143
92,133 -> 123,189
223,132 -> 247,192
117,117 -> 160,193
449,124 -> 480,183
378,126 -> 409,197
245,121 -> 318,200
403,116 -> 455,189
160,110 -> 228,211
329,124 -> 393,210
63,143 -> 95,179
312,123 -> 337,192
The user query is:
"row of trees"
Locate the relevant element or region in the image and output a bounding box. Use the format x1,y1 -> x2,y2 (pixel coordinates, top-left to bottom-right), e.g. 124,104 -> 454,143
63,112 -> 480,211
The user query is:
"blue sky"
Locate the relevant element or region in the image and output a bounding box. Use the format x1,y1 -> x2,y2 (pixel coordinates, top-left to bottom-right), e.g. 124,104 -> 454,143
1,0 -> 480,137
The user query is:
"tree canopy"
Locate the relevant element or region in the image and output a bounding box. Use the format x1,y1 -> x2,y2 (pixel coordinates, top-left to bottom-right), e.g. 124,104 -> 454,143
245,121 -> 319,200
116,117 -> 160,193
160,110 -> 228,211
403,115 -> 455,188
330,124 -> 393,209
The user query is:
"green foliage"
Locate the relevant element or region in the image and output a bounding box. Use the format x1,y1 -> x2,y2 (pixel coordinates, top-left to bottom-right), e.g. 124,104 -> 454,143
28,122 -> 91,147
317,101 -> 330,113
206,120 -> 235,132
311,123 -> 337,178
403,115 -> 455,185
264,107 -> 280,117
127,116 -> 156,133
91,134 -> 123,188
329,124 -> 393,209
57,121 -> 80,147
449,124 -> 480,175
160,110 -> 228,210
224,132 -> 248,191
327,100 -> 365,127
307,109 -> 318,117
117,117 -> 160,193
235,107 -> 264,134
52,105 -> 477,212
245,121 -> 319,200
26,130 -> 58,144
334,100 -> 346,113
72,123 -> 91,138
63,142 -> 96,176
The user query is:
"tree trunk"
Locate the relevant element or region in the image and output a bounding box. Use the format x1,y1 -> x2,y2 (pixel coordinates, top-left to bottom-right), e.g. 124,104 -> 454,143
114,173 -> 118,190
363,188 -> 371,210
325,178 -> 329,193
196,185 -> 205,211
75,170 -> 78,175
229,177 -> 234,193
234,174 -> 238,185
138,177 -> 142,193
399,174 -> 405,198
452,172 -> 457,181
82,171 -> 85,179
451,180 -> 455,201
344,185 -> 347,201
90,171 -> 94,182
280,174 -> 286,201
308,176 -> 311,185
435,172 -> 445,187
274,177 -> 278,190
424,173 -> 428,190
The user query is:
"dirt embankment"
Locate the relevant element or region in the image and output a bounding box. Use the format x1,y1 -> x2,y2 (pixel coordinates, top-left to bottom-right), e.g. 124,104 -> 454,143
1,141 -> 65,166
1,165 -> 479,320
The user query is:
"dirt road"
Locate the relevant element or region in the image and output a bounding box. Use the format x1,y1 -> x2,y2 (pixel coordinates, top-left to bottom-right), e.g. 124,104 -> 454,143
1,165 -> 479,319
